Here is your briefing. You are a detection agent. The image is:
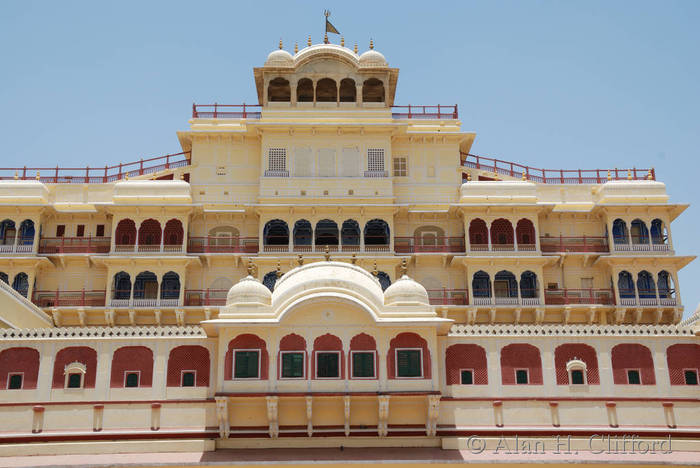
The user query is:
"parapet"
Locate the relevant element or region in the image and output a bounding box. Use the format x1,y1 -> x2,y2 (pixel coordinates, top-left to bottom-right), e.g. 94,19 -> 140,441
113,180 -> 191,204
0,180 -> 48,204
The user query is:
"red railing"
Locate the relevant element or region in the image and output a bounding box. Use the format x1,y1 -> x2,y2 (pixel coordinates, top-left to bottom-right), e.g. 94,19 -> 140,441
544,288 -> 615,305
0,151 -> 190,184
184,289 -> 228,306
427,289 -> 469,306
187,237 -> 259,254
39,237 -> 111,254
461,153 -> 654,184
539,236 -> 609,253
32,289 -> 106,307
391,105 -> 458,119
192,104 -> 262,119
395,236 -> 465,253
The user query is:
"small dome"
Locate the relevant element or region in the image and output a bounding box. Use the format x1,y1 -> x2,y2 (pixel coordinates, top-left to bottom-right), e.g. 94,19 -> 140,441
226,275 -> 272,306
359,49 -> 387,67
384,275 -> 429,306
265,49 -> 294,67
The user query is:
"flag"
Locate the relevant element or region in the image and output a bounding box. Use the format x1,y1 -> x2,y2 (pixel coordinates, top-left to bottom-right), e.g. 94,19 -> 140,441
326,19 -> 339,34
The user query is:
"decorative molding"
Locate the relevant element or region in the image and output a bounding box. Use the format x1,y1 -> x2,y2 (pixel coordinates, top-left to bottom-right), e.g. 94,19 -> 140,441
449,324 -> 693,337
0,326 -> 207,340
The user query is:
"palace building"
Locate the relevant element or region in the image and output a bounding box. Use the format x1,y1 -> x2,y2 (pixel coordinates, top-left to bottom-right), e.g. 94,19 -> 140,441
0,36 -> 698,461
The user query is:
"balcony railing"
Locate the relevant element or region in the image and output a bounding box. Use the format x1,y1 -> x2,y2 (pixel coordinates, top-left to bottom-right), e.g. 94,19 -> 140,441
363,170 -> 388,178
188,237 -> 259,254
109,294 -> 181,308
544,288 -> 615,306
32,290 -> 106,307
184,289 -> 228,306
0,239 -> 34,254
261,244 -> 389,253
617,290 -> 677,307
39,237 -> 110,254
540,236 -> 609,253
427,289 -> 468,306
471,290 -> 541,306
113,244 -> 185,254
461,152 -> 654,184
192,104 -> 262,119
0,151 -> 190,184
469,243 -> 537,253
613,239 -> 671,252
395,237 -> 465,254
391,105 -> 458,119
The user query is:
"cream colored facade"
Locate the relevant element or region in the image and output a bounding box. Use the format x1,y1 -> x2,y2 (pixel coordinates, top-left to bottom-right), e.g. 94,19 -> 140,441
0,40 -> 698,461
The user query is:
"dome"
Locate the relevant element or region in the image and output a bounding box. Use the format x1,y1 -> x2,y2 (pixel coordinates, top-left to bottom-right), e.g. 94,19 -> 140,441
359,49 -> 387,67
272,261 -> 384,311
384,275 -> 429,306
265,49 -> 294,67
226,275 -> 272,306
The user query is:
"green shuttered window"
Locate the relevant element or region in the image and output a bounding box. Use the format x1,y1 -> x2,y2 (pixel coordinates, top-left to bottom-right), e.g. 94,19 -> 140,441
352,352 -> 375,378
281,352 -> 304,378
396,349 -> 421,378
234,351 -> 260,379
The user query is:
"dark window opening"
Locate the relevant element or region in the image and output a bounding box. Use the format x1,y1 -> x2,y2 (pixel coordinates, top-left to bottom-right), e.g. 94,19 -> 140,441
8,374 -> 22,390
67,373 -> 82,388
181,371 -> 196,387
297,79 -> 313,102
234,351 -> 260,379
316,352 -> 339,378
571,369 -> 585,385
627,369 -> 641,385
515,369 -> 529,384
96,224 -> 105,237
339,78 -> 356,102
460,370 -> 473,385
396,350 -> 421,378
685,370 -> 698,385
56,225 -> 65,237
125,372 -> 139,388
76,225 -> 85,237
282,352 -> 304,378
316,78 -> 337,102
268,77 -> 291,102
352,352 -> 375,378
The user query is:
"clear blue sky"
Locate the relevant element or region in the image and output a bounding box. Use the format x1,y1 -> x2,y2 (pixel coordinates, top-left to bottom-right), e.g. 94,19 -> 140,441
1,1 -> 698,318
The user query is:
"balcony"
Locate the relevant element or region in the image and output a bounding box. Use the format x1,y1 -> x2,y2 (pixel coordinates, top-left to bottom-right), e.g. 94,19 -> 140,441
32,290 -> 106,307
261,244 -> 390,254
469,243 -> 537,253
540,236 -> 609,254
188,237 -> 259,254
113,244 -> 185,254
472,290 -> 541,306
544,288 -> 615,306
39,237 -> 110,254
363,170 -> 388,178
613,238 -> 671,253
109,297 -> 181,308
427,289 -> 468,306
395,237 -> 465,254
391,105 -> 458,120
192,104 -> 262,119
618,290 -> 677,307
184,289 -> 228,306
0,239 -> 34,254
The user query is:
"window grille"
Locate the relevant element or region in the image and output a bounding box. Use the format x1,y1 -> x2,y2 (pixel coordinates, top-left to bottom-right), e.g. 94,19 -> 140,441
267,148 -> 287,172
393,157 -> 407,177
367,148 -> 385,172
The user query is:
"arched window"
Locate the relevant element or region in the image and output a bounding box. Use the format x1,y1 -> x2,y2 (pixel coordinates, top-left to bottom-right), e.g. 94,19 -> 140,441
666,344 -> 700,385
494,270 -> 517,298
445,344 -> 487,385
341,219 -> 360,246
312,334 -> 344,379
134,271 -> 158,299
515,219 -> 535,247
315,219 -> 339,246
650,219 -> 666,244
225,334 -> 269,380
0,220 -> 16,246
472,271 -> 491,297
612,219 -> 628,244
161,272 -> 180,299
364,219 -> 389,246
12,273 -> 28,297
0,272 -> 7,284
166,345 -> 210,387
263,219 -> 289,246
490,218 -> 514,247
268,77 -> 291,102
110,346 -> 154,388
636,271 -> 656,299
208,226 -> 240,249
279,333 -> 307,379
0,347 -> 40,390
138,219 -> 161,246
617,271 -> 635,298
297,78 -> 313,102
163,219 -> 183,246
316,78 -> 337,102
657,271 -> 674,299
52,346 -> 97,389
387,332 -> 430,379
413,225 -> 445,248
500,343 -> 543,385
375,271 -> 391,291
339,78 -> 356,102
115,219 -> 136,246
18,220 -> 34,245
469,219 -> 488,250
362,78 -> 385,103
611,343 -> 655,385
554,343 -> 599,385
293,220 -> 312,247
349,333 -> 377,379
630,219 -> 649,244
520,271 -> 538,298
113,272 -> 131,299
263,271 -> 278,292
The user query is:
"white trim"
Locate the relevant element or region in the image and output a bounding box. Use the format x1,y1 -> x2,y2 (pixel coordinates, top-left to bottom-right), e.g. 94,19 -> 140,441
180,369 -> 197,387
350,350 -> 377,380
64,361 -> 86,389
459,368 -> 474,385
566,359 -> 588,385
232,349 -> 262,380
514,368 -> 529,385
279,351 -> 306,380
394,348 -> 424,379
123,370 -> 141,388
7,372 -> 24,390
315,350 -> 342,380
